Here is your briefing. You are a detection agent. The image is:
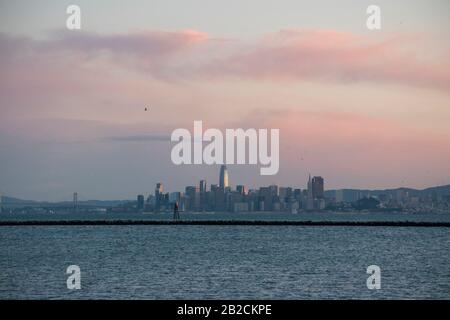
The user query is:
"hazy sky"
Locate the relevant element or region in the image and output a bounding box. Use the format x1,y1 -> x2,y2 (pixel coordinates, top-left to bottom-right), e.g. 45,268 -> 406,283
1,0 -> 449,201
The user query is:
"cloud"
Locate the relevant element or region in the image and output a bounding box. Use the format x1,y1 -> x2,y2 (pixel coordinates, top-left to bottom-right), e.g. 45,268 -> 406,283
0,29 -> 211,84
47,29 -> 209,57
204,29 -> 450,91
1,28 -> 449,91
103,134 -> 170,142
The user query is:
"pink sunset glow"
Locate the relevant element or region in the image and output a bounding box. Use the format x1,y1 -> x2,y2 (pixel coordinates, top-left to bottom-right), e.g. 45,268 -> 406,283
1,26 -> 449,200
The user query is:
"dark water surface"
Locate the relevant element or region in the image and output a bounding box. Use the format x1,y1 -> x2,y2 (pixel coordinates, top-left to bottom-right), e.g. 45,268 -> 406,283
1,214 -> 449,299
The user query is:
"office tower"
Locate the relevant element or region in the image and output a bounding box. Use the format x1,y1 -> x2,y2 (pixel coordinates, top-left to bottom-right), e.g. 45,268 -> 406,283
219,165 -> 229,189
155,183 -> 164,211
293,188 -> 301,199
199,180 -> 207,193
137,195 -> 145,211
163,193 -> 170,207
73,192 -> 78,212
246,189 -> 258,211
185,186 -> 195,211
194,186 -> 200,210
211,184 -> 226,211
312,176 -> 324,199
155,183 -> 164,195
279,187 -> 293,209
199,180 -> 207,211
236,185 -> 247,195
259,187 -> 273,211
209,184 -> 218,210
229,191 -> 247,212
269,185 -> 279,197
279,187 -> 292,200
306,175 -> 314,210
185,186 -> 200,211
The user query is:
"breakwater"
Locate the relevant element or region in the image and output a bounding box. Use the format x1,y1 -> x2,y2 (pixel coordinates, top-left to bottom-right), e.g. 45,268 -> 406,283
0,220 -> 449,227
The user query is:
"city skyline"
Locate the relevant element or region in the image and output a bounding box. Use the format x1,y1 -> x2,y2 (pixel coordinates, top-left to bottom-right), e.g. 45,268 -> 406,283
4,165 -> 449,215
2,166 -> 450,204
1,162 -> 450,202
131,166 -> 449,214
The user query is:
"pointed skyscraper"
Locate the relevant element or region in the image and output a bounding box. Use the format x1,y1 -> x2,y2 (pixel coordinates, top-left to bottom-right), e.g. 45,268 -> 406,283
219,165 -> 229,189
306,174 -> 314,210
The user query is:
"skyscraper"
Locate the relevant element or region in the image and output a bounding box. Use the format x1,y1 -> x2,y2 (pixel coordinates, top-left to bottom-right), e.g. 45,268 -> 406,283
312,176 -> 324,199
306,175 -> 314,210
155,183 -> 164,211
236,185 -> 247,195
219,165 -> 229,189
155,183 -> 164,195
185,186 -> 200,211
199,179 -> 207,211
199,180 -> 207,193
137,195 -> 145,211
259,187 -> 273,211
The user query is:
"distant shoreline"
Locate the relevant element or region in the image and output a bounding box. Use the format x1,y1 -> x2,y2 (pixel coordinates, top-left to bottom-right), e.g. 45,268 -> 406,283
0,220 -> 449,227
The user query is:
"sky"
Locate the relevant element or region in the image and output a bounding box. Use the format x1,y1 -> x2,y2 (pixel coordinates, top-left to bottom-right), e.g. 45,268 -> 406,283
0,0 -> 449,201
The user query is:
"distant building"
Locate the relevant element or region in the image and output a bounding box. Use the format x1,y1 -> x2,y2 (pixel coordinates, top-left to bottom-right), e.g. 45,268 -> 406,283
269,185 -> 278,197
306,175 -> 314,210
233,202 -> 249,212
211,184 -> 226,211
312,176 -> 324,199
155,183 -> 164,211
334,189 -> 360,203
169,192 -> 182,203
236,185 -> 247,195
279,187 -> 292,202
137,195 -> 145,211
199,180 -> 207,193
259,187 -> 273,211
169,192 -> 183,211
199,180 -> 207,211
316,198 -> 326,210
155,183 -> 163,196
219,165 -> 229,189
185,186 -> 200,211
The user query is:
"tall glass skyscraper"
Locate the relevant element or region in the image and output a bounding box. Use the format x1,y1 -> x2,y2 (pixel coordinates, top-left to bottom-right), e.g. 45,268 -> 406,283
219,165 -> 229,188
312,176 -> 324,199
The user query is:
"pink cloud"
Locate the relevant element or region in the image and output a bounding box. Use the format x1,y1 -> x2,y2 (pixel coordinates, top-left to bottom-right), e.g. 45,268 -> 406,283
1,29 -> 449,91
204,29 -> 450,91
46,29 -> 209,56
0,29 -> 210,86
